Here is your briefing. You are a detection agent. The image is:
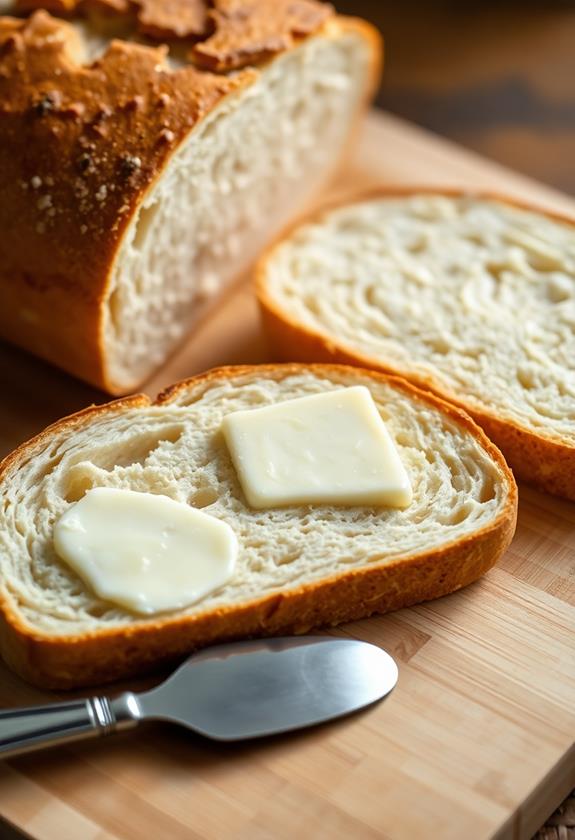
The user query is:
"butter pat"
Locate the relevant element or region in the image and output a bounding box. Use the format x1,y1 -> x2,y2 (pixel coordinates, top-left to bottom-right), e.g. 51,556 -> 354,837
53,488 -> 237,615
221,386 -> 412,509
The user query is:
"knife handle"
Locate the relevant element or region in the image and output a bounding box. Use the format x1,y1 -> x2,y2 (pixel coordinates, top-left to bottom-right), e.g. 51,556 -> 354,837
0,692 -> 141,759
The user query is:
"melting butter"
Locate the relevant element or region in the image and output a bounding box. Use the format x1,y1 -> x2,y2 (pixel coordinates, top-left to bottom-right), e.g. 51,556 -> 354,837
221,386 -> 412,509
53,488 -> 237,615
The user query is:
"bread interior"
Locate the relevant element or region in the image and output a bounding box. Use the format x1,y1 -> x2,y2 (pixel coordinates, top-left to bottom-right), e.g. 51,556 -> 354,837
101,28 -> 372,391
0,369 -> 510,636
262,195 -> 575,442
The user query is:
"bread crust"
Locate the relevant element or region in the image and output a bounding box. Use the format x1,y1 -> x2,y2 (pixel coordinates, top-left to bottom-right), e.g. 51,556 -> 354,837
256,188 -> 575,501
14,0 -> 334,68
0,6 -> 380,392
0,363 -> 517,689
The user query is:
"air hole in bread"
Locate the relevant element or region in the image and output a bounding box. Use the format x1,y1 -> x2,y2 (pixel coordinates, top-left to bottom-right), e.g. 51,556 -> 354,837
428,335 -> 450,355
304,295 -> 322,316
274,550 -> 302,567
108,426 -> 183,468
406,235 -> 428,254
485,261 -> 507,283
547,275 -> 572,303
525,253 -> 562,273
85,603 -> 122,619
63,464 -> 98,503
108,288 -> 122,333
62,426 -> 184,501
517,366 -> 536,390
479,478 -> 496,504
132,201 -> 161,251
463,231 -> 485,246
188,486 -> 219,509
441,502 -> 473,526
364,285 -> 379,308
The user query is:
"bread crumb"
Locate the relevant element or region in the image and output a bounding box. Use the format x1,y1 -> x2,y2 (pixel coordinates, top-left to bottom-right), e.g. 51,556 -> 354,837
37,195 -> 52,211
31,176 -> 42,189
36,221 -> 45,234
80,224 -> 88,234
96,185 -> 108,202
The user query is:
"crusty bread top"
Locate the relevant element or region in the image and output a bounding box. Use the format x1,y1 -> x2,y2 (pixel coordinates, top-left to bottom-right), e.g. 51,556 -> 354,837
0,364 -> 515,642
258,193 -> 575,446
0,11 -> 247,312
12,0 -> 333,69
0,0 -> 334,282
192,0 -> 333,71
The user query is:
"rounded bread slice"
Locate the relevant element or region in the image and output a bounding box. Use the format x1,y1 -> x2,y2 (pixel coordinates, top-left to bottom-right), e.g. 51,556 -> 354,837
0,364 -> 516,689
257,190 -> 575,500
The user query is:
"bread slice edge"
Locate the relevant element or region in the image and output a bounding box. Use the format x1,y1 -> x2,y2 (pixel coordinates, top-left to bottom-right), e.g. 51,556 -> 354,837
0,363 -> 517,689
256,188 -> 575,500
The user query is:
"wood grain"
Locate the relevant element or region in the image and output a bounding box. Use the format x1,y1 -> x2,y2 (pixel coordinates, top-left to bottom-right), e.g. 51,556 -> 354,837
0,110 -> 574,840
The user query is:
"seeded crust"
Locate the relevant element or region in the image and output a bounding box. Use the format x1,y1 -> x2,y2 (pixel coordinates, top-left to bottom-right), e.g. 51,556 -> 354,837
256,188 -> 575,501
0,2 -> 373,391
0,364 -> 517,689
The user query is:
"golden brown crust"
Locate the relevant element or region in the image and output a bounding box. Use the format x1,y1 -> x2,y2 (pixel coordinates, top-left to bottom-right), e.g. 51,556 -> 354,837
193,0 -> 333,71
0,363 -> 517,689
13,0 -> 332,61
14,0 -> 210,37
256,188 -> 575,501
137,0 -> 210,40
0,9 -> 251,388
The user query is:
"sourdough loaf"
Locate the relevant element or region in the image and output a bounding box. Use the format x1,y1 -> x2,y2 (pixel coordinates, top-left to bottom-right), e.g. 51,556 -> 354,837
0,1 -> 380,393
257,191 -> 575,500
0,364 -> 517,689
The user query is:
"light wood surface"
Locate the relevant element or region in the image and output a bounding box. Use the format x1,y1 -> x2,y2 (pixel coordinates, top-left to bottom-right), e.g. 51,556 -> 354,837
0,111 -> 574,840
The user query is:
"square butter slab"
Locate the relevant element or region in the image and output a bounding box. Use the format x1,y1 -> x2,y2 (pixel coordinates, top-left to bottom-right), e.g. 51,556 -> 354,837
221,386 -> 412,509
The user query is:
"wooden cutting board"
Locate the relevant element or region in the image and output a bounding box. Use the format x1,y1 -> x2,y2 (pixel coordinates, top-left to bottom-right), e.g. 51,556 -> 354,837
0,110 -> 574,840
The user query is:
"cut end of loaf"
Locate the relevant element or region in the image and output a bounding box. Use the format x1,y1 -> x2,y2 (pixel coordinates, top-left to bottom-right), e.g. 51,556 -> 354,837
0,364 -> 517,688
100,23 -> 378,393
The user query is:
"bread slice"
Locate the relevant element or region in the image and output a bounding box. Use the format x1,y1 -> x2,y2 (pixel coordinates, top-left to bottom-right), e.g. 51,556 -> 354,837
257,191 -> 575,500
0,364 -> 516,689
0,3 -> 380,393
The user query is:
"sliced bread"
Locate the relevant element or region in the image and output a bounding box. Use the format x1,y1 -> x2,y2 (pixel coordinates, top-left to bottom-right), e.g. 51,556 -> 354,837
0,364 -> 517,689
257,191 -> 575,500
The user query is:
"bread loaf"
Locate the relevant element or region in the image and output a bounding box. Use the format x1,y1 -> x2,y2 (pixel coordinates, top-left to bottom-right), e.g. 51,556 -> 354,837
257,191 -> 575,500
0,1 -> 380,393
0,364 -> 516,689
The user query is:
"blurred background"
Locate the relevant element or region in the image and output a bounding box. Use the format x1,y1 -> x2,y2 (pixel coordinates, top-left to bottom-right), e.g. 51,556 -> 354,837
335,0 -> 575,195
